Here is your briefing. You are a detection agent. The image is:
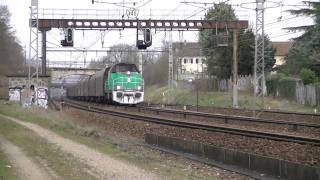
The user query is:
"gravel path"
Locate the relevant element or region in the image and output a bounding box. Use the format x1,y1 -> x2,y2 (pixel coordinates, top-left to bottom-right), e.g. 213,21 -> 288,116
1,115 -> 160,180
0,136 -> 54,180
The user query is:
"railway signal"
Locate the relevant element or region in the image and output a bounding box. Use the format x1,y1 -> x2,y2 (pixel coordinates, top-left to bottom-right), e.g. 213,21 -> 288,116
136,28 -> 152,50
61,28 -> 74,47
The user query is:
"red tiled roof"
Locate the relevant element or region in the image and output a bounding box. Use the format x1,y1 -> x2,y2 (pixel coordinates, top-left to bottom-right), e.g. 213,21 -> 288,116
272,41 -> 293,56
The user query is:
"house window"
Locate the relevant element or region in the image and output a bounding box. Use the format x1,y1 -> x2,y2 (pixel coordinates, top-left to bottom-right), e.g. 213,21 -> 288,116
184,58 -> 187,64
190,59 -> 193,64
196,58 -> 199,64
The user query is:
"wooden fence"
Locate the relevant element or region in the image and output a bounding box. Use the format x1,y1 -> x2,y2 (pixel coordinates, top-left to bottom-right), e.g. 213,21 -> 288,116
296,83 -> 319,107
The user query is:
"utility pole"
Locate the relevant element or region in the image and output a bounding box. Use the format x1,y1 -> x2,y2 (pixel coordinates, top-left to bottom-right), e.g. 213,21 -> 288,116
232,30 -> 238,108
139,51 -> 143,75
24,45 -> 27,66
254,0 -> 265,115
41,29 -> 50,76
168,31 -> 173,89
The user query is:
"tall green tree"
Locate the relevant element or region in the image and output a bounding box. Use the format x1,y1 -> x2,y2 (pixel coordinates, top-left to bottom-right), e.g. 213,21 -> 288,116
199,3 -> 236,78
263,35 -> 276,73
199,3 -> 275,78
280,1 -> 320,76
237,28 -> 255,75
0,6 -> 24,76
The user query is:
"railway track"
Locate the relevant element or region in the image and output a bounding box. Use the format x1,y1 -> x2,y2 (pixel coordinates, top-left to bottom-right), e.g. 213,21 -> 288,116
136,106 -> 320,129
48,98 -> 61,111
63,100 -> 320,146
143,103 -> 320,117
80,100 -> 320,129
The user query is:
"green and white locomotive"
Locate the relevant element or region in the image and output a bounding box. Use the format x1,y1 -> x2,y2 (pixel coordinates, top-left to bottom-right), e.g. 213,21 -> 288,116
67,63 -> 144,105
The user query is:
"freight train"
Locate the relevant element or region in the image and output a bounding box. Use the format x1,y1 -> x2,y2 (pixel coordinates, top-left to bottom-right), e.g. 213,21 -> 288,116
67,63 -> 144,105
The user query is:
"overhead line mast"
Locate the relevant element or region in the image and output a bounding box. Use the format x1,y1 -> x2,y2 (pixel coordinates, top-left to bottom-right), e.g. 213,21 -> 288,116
254,0 -> 265,116
28,0 -> 39,91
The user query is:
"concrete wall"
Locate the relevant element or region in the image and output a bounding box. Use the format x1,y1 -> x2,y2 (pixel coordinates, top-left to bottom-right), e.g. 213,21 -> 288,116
145,133 -> 320,180
8,76 -> 50,89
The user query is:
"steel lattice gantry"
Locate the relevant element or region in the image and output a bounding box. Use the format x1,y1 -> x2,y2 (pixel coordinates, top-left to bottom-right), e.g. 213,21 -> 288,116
32,19 -> 248,30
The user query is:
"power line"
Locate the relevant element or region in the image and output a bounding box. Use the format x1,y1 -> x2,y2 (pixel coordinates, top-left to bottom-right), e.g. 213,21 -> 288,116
265,15 -> 309,27
185,7 -> 207,20
93,0 -> 134,9
269,31 -> 302,39
161,3 -> 183,19
137,0 -> 153,8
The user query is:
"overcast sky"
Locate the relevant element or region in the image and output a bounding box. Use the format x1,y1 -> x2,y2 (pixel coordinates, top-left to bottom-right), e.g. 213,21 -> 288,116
0,0 -> 313,67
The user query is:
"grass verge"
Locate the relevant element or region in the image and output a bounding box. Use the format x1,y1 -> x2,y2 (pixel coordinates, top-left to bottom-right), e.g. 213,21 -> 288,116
0,150 -> 17,180
0,115 -> 99,180
145,86 -> 318,113
0,101 -> 218,180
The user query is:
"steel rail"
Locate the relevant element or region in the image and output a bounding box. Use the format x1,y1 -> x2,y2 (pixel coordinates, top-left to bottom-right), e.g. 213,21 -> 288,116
144,103 -> 320,117
138,106 -> 320,129
63,100 -> 320,146
48,99 -> 61,111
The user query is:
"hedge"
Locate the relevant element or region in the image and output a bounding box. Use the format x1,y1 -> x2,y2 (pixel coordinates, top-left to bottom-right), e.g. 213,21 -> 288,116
266,75 -> 299,101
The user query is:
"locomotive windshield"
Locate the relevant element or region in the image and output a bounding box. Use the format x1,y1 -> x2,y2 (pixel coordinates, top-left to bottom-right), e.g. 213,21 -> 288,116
111,64 -> 139,73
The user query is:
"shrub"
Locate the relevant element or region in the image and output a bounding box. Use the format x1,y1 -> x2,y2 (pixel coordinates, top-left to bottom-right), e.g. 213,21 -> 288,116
266,74 -> 298,100
266,73 -> 283,96
278,77 -> 298,100
300,68 -> 316,85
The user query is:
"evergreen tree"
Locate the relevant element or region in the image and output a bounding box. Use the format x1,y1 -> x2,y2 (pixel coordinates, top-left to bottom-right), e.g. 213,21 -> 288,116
199,3 -> 275,78
280,1 -> 320,76
199,3 -> 236,78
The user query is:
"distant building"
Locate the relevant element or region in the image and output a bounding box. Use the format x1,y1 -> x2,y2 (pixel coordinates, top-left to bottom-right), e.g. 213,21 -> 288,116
272,41 -> 293,67
173,42 -> 207,81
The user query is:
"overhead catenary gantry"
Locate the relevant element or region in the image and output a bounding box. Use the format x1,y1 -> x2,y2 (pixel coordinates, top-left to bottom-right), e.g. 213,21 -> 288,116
30,18 -> 248,107
32,19 -> 248,30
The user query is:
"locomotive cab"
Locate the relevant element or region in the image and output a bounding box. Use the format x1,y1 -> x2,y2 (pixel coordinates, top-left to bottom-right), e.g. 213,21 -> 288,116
108,63 -> 144,104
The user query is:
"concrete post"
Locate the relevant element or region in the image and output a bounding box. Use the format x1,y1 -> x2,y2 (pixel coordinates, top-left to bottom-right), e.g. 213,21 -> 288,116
232,30 -> 238,108
41,30 -> 47,76
139,51 -> 143,75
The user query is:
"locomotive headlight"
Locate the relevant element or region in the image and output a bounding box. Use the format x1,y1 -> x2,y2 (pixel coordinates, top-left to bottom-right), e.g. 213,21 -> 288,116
137,85 -> 142,91
116,85 -> 121,90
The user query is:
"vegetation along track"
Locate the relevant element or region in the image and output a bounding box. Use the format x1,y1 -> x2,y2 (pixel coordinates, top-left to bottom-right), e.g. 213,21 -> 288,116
143,103 -> 320,122
62,100 -> 320,146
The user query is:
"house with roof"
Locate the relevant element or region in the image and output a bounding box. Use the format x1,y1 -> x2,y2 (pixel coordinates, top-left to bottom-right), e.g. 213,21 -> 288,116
272,41 -> 293,67
173,42 -> 207,81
